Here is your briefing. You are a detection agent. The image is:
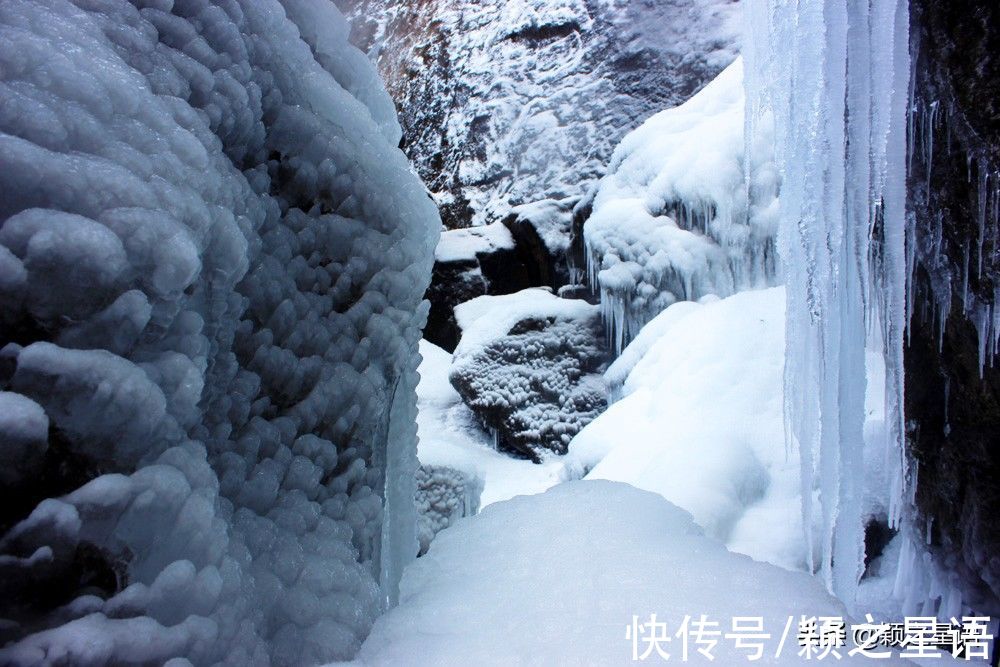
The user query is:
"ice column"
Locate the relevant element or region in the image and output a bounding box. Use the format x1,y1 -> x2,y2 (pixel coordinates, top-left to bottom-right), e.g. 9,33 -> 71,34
743,0 -> 911,606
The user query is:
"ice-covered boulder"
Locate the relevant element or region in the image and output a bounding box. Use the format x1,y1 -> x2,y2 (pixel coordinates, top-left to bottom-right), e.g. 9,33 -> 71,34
0,0 -> 438,664
582,58 -> 780,353
414,464 -> 481,556
339,0 -> 741,230
353,480 -> 910,666
416,339 -> 566,509
450,289 -> 607,460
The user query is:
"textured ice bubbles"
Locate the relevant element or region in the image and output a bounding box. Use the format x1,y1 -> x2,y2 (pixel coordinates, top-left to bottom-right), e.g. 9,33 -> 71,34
0,0 -> 438,664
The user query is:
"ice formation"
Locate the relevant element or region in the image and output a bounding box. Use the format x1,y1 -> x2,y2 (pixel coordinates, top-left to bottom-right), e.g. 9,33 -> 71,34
450,289 -> 607,459
566,288 -> 894,573
414,464 -> 481,556
0,0 -> 438,664
583,58 -> 780,353
353,481 -> 908,666
742,0 -> 911,607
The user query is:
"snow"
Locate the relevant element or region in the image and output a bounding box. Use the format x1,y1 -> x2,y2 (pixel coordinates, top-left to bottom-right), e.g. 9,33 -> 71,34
434,222 -> 515,263
453,287 -> 596,359
566,288 -> 892,574
583,58 -> 780,353
0,0 -> 438,663
351,480 -> 913,666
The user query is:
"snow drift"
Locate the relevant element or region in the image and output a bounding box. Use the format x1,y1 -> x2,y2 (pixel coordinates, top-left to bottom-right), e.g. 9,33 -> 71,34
353,480 -> 911,666
566,288 -> 895,576
0,0 -> 438,664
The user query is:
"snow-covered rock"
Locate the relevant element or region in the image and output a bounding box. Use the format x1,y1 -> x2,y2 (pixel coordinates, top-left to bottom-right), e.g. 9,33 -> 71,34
353,480 -> 912,666
339,0 -> 741,229
0,1 -> 437,663
503,196 -> 577,288
414,464 -> 481,556
566,288 -> 894,576
450,289 -> 607,460
582,58 -> 780,352
416,340 -> 566,509
425,223 -> 533,350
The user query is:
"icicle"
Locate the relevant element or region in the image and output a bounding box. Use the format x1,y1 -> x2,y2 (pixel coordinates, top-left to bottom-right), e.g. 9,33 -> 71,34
744,0 -> 910,609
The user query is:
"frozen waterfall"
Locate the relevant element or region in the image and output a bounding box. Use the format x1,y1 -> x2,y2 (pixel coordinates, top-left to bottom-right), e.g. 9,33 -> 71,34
743,0 -> 911,607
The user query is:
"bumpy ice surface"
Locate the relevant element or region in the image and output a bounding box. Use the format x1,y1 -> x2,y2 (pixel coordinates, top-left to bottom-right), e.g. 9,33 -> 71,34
583,58 -> 780,352
0,0 -> 438,664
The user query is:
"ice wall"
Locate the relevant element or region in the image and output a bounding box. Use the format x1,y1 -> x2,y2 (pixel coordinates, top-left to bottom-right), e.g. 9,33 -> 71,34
0,0 -> 438,664
742,0 -> 911,607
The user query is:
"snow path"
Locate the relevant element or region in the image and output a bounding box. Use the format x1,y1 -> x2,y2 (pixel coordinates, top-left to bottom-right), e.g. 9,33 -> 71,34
348,481 -> 916,666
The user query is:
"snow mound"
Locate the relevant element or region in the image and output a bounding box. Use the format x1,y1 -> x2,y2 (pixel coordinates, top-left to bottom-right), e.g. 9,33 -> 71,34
353,480 -> 910,666
0,1 -> 437,663
450,290 -> 607,459
583,58 -> 780,352
566,288 -> 892,575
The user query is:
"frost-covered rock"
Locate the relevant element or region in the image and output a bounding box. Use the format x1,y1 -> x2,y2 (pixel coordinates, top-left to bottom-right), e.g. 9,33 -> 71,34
566,288 -> 894,575
0,1 -> 437,664
450,289 -> 607,460
414,464 -> 481,556
354,480 -> 910,666
339,0 -> 741,229
582,58 -> 780,352
416,340 -> 565,509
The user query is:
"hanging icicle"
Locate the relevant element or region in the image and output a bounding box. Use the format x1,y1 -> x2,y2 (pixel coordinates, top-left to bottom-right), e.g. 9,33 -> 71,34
743,0 -> 911,608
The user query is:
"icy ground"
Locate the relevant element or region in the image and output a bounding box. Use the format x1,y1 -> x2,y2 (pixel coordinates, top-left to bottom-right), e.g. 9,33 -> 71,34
348,481 -> 915,666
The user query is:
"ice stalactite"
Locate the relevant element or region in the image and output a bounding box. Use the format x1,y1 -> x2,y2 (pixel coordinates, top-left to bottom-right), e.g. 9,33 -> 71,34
743,0 -> 911,607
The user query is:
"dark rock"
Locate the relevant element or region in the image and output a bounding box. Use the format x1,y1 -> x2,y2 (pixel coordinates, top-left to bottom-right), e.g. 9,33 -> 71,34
424,223 -> 534,350
501,197 -> 577,289
905,0 -> 1000,612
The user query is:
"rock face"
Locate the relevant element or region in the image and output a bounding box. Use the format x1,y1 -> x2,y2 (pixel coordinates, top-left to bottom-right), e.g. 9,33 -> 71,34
906,0 -> 1000,613
449,290 -> 608,461
337,0 -> 741,230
